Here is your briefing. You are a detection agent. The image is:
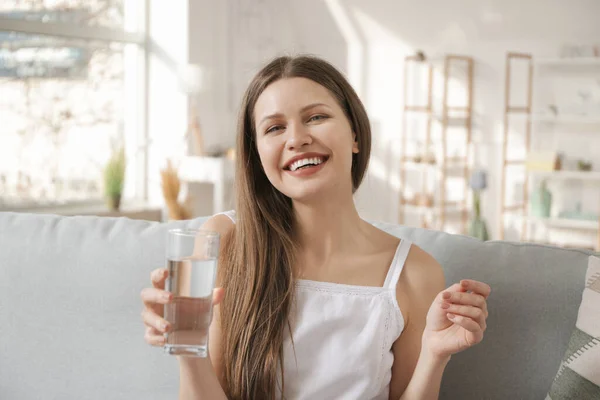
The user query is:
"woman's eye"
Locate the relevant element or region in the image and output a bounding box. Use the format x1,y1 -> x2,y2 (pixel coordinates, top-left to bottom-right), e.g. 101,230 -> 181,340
266,125 -> 283,134
308,114 -> 327,122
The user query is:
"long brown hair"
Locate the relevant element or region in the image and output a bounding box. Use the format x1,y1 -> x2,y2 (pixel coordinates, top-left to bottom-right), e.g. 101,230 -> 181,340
218,55 -> 372,399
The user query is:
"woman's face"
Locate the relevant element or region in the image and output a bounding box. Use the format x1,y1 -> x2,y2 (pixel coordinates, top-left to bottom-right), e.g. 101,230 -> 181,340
253,77 -> 359,202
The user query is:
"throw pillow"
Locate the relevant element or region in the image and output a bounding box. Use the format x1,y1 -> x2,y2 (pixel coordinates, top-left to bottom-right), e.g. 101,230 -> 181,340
546,255 -> 600,400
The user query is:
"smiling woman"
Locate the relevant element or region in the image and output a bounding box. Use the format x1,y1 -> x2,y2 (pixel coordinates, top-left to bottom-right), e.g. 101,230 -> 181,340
140,55 -> 491,400
253,76 -> 362,202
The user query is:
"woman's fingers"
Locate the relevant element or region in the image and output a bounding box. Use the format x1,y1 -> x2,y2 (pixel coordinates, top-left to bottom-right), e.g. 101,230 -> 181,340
213,287 -> 225,306
140,287 -> 173,315
441,303 -> 487,330
434,283 -> 462,305
140,287 -> 173,305
442,291 -> 487,316
460,279 -> 491,298
144,326 -> 166,346
151,268 -> 168,289
142,276 -> 224,348
141,308 -> 171,333
444,283 -> 465,293
442,291 -> 485,307
446,313 -> 483,336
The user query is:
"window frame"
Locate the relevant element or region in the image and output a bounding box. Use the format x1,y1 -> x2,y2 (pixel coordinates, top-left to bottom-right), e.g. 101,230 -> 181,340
0,0 -> 150,210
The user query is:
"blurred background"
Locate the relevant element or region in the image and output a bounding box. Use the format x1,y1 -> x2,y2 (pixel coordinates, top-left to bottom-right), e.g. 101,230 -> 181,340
0,0 -> 599,251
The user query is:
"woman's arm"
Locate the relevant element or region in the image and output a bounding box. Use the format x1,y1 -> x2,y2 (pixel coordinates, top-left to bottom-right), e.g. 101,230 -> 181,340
389,245 -> 491,400
389,245 -> 447,400
178,214 -> 234,400
396,345 -> 450,400
179,357 -> 228,400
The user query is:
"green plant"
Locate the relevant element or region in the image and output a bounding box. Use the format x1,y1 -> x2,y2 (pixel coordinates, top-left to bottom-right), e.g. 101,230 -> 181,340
103,146 -> 126,198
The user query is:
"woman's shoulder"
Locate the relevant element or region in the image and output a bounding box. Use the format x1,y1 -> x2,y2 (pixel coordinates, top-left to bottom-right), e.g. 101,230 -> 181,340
364,221 -> 441,274
399,244 -> 445,307
201,211 -> 236,238
405,244 -> 441,272
363,221 -> 402,251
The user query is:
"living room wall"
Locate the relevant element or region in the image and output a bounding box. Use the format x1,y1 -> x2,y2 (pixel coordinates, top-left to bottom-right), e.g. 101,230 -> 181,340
184,0 -> 600,239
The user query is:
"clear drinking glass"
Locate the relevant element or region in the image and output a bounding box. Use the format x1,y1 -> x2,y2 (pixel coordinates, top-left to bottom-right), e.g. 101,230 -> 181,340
163,229 -> 220,357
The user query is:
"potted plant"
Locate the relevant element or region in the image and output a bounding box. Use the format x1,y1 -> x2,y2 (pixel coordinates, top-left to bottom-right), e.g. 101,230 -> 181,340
103,146 -> 126,211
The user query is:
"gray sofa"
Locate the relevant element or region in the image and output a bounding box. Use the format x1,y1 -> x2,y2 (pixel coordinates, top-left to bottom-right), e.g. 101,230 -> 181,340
0,212 -> 596,399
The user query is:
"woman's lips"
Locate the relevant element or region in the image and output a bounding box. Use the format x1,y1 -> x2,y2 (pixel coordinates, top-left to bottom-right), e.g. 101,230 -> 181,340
284,158 -> 328,177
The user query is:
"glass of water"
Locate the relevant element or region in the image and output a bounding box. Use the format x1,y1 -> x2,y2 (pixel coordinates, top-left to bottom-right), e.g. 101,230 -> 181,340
163,228 -> 220,357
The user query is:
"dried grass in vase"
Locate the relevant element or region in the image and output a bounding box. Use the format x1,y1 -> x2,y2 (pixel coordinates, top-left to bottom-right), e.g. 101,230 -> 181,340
160,160 -> 191,220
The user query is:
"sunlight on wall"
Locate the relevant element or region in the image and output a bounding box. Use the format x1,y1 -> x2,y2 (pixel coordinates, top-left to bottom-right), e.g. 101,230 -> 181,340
324,0 -> 365,96
331,6 -> 414,222
146,0 -> 189,206
122,44 -> 142,200
336,6 -> 474,231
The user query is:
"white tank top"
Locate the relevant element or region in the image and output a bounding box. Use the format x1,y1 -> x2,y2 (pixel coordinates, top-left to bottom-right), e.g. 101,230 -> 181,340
217,210 -> 409,399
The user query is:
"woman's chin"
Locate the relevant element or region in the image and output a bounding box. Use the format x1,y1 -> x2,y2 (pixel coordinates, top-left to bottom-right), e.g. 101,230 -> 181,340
284,181 -> 342,204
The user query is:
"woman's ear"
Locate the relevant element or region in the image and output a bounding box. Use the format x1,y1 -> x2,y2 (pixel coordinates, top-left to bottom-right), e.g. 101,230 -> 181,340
352,133 -> 359,154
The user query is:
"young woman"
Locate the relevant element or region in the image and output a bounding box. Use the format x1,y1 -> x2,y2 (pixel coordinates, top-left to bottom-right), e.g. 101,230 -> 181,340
141,55 -> 491,400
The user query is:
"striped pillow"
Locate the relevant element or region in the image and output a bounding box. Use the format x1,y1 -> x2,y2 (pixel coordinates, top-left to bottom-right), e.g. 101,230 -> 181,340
546,256 -> 600,399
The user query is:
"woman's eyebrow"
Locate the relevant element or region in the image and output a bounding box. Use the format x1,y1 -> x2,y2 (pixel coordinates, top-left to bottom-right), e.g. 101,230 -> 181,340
300,102 -> 331,112
258,103 -> 332,127
258,112 -> 284,127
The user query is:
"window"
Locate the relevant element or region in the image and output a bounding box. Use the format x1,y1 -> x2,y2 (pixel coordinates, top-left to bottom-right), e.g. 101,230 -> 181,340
0,0 -> 146,209
0,0 -> 126,29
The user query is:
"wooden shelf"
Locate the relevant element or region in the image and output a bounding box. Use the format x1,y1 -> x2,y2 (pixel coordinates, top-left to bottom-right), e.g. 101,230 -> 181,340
434,115 -> 472,127
404,106 -> 431,113
517,216 -> 598,230
0,200 -> 163,222
531,114 -> 600,124
402,204 -> 468,216
503,204 -> 526,212
501,52 -> 600,252
405,113 -> 472,127
400,54 -> 473,233
529,170 -> 600,181
403,161 -> 469,173
535,57 -> 600,68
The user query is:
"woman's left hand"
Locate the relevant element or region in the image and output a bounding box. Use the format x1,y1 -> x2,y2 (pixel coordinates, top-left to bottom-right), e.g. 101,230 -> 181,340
422,279 -> 491,360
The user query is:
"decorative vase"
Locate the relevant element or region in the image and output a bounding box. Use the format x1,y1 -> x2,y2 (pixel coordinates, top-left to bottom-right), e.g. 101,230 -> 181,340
531,180 -> 552,218
107,194 -> 121,211
468,190 -> 490,241
469,217 -> 490,241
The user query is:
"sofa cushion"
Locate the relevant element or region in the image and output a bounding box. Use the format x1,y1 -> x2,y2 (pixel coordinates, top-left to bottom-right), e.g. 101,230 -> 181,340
546,256 -> 600,400
0,212 -> 596,399
370,221 -> 595,400
0,212 -> 206,400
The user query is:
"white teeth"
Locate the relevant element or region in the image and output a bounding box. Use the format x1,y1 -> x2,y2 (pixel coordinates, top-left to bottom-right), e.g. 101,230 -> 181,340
289,157 -> 324,171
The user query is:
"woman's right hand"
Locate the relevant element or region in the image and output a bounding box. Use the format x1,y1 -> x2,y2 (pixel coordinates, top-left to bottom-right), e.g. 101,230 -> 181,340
140,268 -> 225,347
140,268 -> 173,347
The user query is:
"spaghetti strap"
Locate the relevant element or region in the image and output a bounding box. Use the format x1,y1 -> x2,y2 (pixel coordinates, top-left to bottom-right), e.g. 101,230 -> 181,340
216,210 -> 236,224
382,239 -> 412,290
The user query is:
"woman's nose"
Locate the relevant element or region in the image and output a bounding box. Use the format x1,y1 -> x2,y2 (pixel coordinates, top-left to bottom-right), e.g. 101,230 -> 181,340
286,122 -> 312,150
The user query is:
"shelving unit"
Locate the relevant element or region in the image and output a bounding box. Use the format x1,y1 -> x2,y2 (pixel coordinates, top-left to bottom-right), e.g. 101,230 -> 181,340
500,52 -> 600,251
399,54 -> 474,233
517,216 -> 598,230
399,55 -> 433,229
535,57 -> 600,68
531,114 -> 600,124
529,170 -> 600,181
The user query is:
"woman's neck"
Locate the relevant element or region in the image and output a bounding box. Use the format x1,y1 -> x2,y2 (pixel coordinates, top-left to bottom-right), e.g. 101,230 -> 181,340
292,192 -> 368,261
